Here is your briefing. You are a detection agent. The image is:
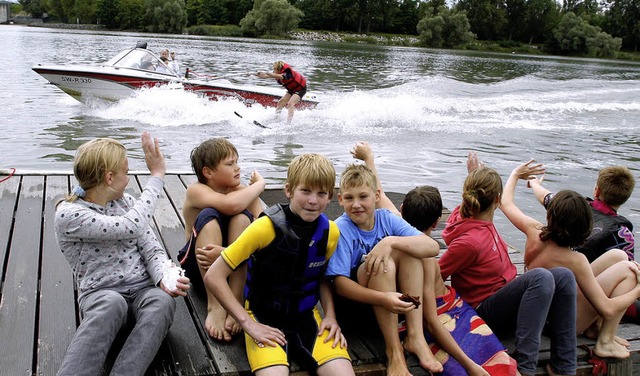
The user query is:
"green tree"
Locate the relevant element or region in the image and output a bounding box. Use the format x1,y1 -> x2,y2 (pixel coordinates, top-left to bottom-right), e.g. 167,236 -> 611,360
18,0 -> 46,17
456,0 -> 508,40
97,0 -> 120,28
143,0 -> 186,33
417,5 -> 475,47
118,0 -> 144,29
524,0 -> 559,44
550,12 -> 621,57
75,0 -> 97,23
604,0 -> 640,51
240,0 -> 303,36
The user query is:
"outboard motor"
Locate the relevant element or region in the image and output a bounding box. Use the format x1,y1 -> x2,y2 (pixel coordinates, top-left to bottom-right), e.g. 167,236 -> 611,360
136,41 -> 148,49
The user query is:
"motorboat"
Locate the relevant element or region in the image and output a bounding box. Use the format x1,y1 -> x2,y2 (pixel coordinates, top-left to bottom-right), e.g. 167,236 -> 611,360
32,42 -> 319,109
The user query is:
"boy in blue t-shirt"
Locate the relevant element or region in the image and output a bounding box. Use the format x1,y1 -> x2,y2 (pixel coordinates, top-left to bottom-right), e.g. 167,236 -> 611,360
325,155 -> 442,376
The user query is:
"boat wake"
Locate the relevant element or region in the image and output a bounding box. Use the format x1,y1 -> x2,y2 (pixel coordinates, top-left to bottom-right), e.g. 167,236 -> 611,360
85,75 -> 640,136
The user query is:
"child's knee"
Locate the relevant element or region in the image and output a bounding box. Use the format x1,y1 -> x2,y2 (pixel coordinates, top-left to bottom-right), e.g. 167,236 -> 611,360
605,249 -> 630,263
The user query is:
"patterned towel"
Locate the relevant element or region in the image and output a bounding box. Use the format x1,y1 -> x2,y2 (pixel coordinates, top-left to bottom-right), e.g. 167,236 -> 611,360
425,287 -> 518,375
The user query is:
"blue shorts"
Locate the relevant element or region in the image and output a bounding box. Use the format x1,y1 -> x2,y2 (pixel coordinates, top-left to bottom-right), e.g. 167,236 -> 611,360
177,207 -> 252,287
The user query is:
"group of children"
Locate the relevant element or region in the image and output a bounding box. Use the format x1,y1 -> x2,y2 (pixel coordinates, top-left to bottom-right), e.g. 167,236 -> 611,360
55,133 -> 639,376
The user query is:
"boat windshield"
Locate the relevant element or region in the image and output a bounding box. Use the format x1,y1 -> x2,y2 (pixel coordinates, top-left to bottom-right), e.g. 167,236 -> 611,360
107,49 -> 179,77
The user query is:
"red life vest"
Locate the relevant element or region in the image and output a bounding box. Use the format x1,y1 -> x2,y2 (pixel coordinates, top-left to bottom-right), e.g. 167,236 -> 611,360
277,63 -> 306,92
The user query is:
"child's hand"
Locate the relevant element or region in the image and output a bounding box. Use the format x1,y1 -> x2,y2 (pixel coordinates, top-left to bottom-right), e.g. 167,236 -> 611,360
318,316 -> 347,349
160,276 -> 190,297
383,292 -> 417,314
512,159 -> 545,181
244,320 -> 287,348
196,245 -> 224,270
249,170 -> 264,186
350,141 -> 373,163
141,131 -> 166,178
365,240 -> 393,275
526,175 -> 544,189
467,151 -> 484,173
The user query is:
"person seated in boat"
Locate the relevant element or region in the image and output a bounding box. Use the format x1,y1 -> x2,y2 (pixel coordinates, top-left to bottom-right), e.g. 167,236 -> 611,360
528,165 -> 640,324
325,152 -> 442,375
54,132 -> 190,376
256,61 -> 307,124
178,138 -> 265,341
156,56 -> 171,74
501,160 -> 640,359
351,141 -> 518,376
204,153 -> 355,376
169,51 -> 180,75
439,153 -> 578,376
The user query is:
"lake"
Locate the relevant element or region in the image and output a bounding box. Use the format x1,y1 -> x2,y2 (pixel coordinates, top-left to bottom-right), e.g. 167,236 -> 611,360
2,25 -> 639,255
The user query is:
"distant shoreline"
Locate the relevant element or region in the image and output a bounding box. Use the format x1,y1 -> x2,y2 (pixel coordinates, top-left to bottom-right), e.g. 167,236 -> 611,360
22,22 -> 640,61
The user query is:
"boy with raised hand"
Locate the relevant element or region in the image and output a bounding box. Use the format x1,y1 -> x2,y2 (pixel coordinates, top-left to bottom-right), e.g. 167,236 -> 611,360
352,142 -> 516,376
179,138 -> 266,341
325,144 -> 441,376
204,153 -> 355,376
529,165 -> 640,323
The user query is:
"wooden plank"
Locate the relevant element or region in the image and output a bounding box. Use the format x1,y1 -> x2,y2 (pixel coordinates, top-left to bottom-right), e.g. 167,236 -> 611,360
0,176 -> 44,374
37,175 -> 77,376
137,175 -> 217,376
0,174 -> 20,275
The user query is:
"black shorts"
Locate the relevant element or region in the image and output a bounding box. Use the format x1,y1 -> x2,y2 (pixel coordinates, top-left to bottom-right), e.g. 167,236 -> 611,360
287,86 -> 307,99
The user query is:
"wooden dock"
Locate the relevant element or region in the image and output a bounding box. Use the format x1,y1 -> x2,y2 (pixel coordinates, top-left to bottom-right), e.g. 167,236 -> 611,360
0,171 -> 638,376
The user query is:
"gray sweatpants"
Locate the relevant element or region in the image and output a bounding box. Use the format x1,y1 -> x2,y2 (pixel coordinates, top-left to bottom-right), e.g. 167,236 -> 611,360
57,286 -> 176,376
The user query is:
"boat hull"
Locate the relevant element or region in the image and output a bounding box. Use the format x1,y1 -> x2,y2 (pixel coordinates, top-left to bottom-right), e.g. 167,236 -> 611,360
32,65 -> 319,109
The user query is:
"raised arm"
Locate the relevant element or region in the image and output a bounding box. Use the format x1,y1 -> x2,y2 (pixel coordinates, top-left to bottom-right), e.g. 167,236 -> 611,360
527,175 -> 552,206
350,141 -> 400,216
500,160 -> 545,236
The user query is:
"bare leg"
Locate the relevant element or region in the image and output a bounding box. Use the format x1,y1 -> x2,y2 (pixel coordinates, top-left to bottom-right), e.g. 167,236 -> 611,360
224,214 -> 251,336
364,261 -> 411,376
254,365 -> 289,376
285,94 -> 301,124
317,358 -> 356,376
577,260 -> 637,358
276,93 -> 292,117
397,253 -> 442,373
196,220 -> 231,341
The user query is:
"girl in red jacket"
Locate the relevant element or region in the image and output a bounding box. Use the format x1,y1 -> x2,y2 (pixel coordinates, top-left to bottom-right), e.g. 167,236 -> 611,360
439,152 -> 578,376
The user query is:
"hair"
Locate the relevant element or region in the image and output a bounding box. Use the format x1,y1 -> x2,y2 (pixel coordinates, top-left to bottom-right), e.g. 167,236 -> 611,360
339,164 -> 377,194
190,138 -> 238,184
402,185 -> 443,232
596,166 -> 635,207
540,190 -> 593,247
460,167 -> 503,219
273,61 -> 285,72
286,154 -> 336,199
68,138 -> 127,202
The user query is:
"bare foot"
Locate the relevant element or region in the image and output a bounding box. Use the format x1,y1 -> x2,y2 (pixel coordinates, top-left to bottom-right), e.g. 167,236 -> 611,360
614,335 -> 630,348
205,305 -> 232,341
403,335 -> 443,373
386,353 -> 412,376
225,314 -> 242,336
594,339 -> 630,359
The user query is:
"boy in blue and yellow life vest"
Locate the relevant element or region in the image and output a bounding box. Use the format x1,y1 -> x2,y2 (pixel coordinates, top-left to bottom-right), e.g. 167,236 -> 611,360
205,154 -> 355,376
256,61 -> 307,123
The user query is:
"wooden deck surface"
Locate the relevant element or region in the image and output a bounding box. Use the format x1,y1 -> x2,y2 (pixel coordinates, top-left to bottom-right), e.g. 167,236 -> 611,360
0,172 -> 638,376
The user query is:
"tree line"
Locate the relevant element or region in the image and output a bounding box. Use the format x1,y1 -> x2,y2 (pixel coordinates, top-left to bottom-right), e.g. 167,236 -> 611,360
17,0 -> 640,57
